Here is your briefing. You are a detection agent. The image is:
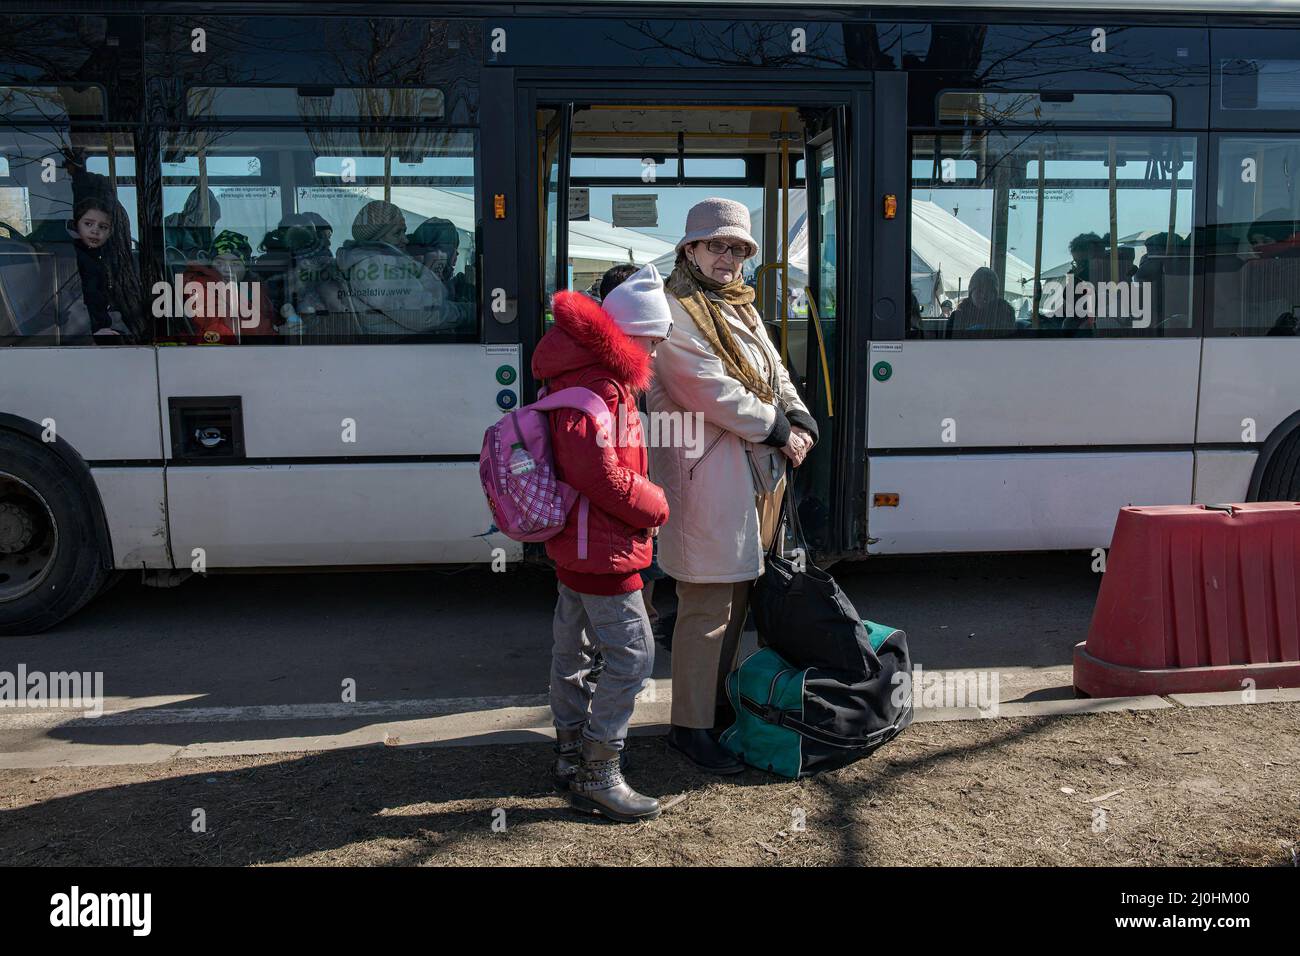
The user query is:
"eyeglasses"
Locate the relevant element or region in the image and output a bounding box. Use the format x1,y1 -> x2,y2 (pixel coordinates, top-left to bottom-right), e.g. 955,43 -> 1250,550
702,239 -> 752,259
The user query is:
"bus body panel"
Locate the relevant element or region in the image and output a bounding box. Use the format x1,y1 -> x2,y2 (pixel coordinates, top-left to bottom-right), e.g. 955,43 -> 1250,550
1197,338 -> 1300,445
165,462 -> 516,567
866,451 -> 1193,554
866,339 -> 1202,449
0,348 -> 161,461
156,345 -> 517,458
156,345 -> 518,565
1192,449 -> 1258,504
91,467 -> 170,568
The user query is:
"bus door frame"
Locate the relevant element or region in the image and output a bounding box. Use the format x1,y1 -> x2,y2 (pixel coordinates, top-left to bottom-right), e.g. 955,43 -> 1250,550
509,77 -> 872,559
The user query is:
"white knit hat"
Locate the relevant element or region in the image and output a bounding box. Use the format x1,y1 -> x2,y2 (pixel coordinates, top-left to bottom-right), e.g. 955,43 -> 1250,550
674,197 -> 758,258
602,263 -> 674,339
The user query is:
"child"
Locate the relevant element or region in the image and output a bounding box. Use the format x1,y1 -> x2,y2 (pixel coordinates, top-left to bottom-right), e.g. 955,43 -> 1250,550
70,197 -> 130,339
183,230 -> 277,343
531,263 -> 673,823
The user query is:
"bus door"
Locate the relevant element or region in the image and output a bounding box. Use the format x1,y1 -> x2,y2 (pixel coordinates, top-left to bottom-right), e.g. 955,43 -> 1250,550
866,98 -> 1204,554
152,73 -> 520,569
528,93 -> 860,558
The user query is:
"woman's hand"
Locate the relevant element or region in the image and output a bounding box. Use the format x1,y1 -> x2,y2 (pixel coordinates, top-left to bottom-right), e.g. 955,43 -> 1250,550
781,427 -> 813,467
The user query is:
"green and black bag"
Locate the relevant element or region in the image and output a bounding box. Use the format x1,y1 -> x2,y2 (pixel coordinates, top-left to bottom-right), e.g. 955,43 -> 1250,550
719,621 -> 914,779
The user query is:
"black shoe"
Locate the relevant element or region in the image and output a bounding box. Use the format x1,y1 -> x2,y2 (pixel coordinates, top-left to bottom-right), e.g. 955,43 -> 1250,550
665,726 -> 744,775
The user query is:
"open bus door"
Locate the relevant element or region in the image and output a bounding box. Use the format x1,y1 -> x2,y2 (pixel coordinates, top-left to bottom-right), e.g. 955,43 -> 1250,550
527,93 -> 861,562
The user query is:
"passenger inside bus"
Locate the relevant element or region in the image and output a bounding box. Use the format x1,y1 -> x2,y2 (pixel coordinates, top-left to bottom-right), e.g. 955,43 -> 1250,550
252,213 -> 350,333
336,199 -> 455,336
181,229 -> 277,343
947,266 -> 1015,336
164,187 -> 222,273
68,196 -> 132,340
407,215 -> 475,330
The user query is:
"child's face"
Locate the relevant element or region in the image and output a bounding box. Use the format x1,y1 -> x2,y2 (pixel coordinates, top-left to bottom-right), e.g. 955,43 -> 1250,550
631,335 -> 664,357
213,253 -> 246,282
76,209 -> 112,248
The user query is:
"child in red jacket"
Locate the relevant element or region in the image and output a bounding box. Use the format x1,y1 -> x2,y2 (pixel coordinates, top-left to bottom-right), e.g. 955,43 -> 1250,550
531,263 -> 673,823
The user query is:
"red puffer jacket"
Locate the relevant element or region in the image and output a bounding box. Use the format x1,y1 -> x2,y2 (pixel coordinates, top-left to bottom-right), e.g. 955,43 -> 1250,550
531,290 -> 670,595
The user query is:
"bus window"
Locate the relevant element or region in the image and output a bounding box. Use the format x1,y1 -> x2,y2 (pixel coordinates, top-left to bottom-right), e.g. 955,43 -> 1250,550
158,127 -> 478,344
0,117 -> 141,345
909,132 -> 1197,338
1209,136 -> 1300,336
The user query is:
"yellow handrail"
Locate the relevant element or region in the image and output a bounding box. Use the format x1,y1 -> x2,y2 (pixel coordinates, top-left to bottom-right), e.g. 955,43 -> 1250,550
804,287 -> 834,418
759,257 -> 785,366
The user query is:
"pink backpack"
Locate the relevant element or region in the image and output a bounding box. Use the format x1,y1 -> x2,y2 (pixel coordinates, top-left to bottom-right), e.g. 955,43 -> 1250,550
479,387 -> 612,542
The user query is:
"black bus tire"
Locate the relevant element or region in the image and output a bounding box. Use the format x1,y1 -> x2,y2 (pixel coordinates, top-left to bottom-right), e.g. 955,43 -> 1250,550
1257,428 -> 1300,502
0,432 -> 110,636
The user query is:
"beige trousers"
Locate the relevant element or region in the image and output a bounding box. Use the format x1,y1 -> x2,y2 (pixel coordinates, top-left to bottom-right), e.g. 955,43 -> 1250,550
670,482 -> 785,728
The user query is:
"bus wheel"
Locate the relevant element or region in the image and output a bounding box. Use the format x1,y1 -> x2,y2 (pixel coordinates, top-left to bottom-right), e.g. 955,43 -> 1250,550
0,433 -> 110,636
1257,428 -> 1300,502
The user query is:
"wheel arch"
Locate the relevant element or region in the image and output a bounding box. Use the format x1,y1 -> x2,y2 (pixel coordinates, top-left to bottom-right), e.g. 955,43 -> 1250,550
1246,409 -> 1300,501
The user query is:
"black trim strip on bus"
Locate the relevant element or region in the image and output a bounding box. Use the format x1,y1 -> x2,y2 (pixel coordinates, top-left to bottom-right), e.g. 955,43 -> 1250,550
87,454 -> 482,468
867,442 -> 1262,457
85,445 -> 1266,468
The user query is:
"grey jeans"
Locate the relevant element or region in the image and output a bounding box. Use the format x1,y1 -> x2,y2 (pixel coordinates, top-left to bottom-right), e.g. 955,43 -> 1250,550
550,581 -> 655,750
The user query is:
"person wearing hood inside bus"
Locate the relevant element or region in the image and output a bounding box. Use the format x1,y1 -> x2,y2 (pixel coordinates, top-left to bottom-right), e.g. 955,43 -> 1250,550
337,200 -> 451,336
648,197 -> 818,775
164,187 -> 222,272
407,216 -> 475,331
947,266 -> 1016,337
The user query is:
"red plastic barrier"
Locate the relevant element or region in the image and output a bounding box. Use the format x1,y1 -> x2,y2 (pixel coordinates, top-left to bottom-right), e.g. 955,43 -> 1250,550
1074,502 -> 1300,697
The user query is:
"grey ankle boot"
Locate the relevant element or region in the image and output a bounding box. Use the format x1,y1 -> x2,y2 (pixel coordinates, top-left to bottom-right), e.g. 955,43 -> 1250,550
569,738 -> 661,823
551,726 -> 584,792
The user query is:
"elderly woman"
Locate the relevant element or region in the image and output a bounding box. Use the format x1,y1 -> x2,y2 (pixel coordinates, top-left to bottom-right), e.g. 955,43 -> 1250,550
649,197 -> 818,773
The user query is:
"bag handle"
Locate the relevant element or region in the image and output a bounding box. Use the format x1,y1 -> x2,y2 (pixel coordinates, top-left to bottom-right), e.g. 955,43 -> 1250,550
767,461 -> 809,560
740,694 -> 912,749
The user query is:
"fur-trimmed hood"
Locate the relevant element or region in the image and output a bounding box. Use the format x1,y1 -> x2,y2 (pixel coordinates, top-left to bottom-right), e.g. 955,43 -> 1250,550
531,290 -> 652,392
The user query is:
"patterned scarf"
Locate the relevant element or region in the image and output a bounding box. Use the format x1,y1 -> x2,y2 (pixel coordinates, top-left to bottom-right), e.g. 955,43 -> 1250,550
664,252 -> 775,404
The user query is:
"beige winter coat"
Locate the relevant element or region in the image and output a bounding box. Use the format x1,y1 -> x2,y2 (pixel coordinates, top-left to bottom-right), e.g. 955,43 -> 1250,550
648,293 -> 811,584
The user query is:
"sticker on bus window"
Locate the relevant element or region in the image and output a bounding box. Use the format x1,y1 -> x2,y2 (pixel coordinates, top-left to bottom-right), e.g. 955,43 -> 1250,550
611,194 -> 658,228
568,187 -> 590,222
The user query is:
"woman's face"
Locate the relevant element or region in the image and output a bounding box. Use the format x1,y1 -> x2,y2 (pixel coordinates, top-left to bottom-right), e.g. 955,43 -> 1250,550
76,209 -> 112,248
688,240 -> 746,284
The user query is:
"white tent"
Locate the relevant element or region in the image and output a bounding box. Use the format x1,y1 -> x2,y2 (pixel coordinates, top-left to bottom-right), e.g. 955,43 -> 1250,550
911,199 -> 1036,311
568,216 -> 676,265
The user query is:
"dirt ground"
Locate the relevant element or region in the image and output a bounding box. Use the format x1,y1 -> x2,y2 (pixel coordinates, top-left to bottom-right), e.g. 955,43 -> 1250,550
2,703 -> 1297,866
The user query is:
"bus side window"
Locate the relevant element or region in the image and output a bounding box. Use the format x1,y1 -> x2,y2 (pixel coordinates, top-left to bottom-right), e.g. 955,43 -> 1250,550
0,109 -> 141,345
1209,136 -> 1300,336
159,124 -> 479,345
909,132 -> 1198,338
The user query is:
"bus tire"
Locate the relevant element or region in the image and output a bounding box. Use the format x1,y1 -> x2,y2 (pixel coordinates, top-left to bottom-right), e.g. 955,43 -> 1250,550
0,432 -> 110,636
1256,427 -> 1300,502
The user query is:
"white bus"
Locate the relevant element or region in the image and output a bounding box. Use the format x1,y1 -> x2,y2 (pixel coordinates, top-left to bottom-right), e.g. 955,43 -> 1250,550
2,0 -> 1299,633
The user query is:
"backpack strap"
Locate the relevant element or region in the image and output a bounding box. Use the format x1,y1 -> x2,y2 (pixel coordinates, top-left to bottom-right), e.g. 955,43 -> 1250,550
529,386 -> 614,436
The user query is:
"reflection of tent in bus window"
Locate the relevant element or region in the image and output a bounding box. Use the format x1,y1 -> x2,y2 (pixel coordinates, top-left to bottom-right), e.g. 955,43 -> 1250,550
910,199 -> 1036,314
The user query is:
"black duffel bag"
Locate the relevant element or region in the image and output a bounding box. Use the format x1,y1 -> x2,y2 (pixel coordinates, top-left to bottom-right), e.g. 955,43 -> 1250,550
751,467 -> 878,679
721,624 -> 914,778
